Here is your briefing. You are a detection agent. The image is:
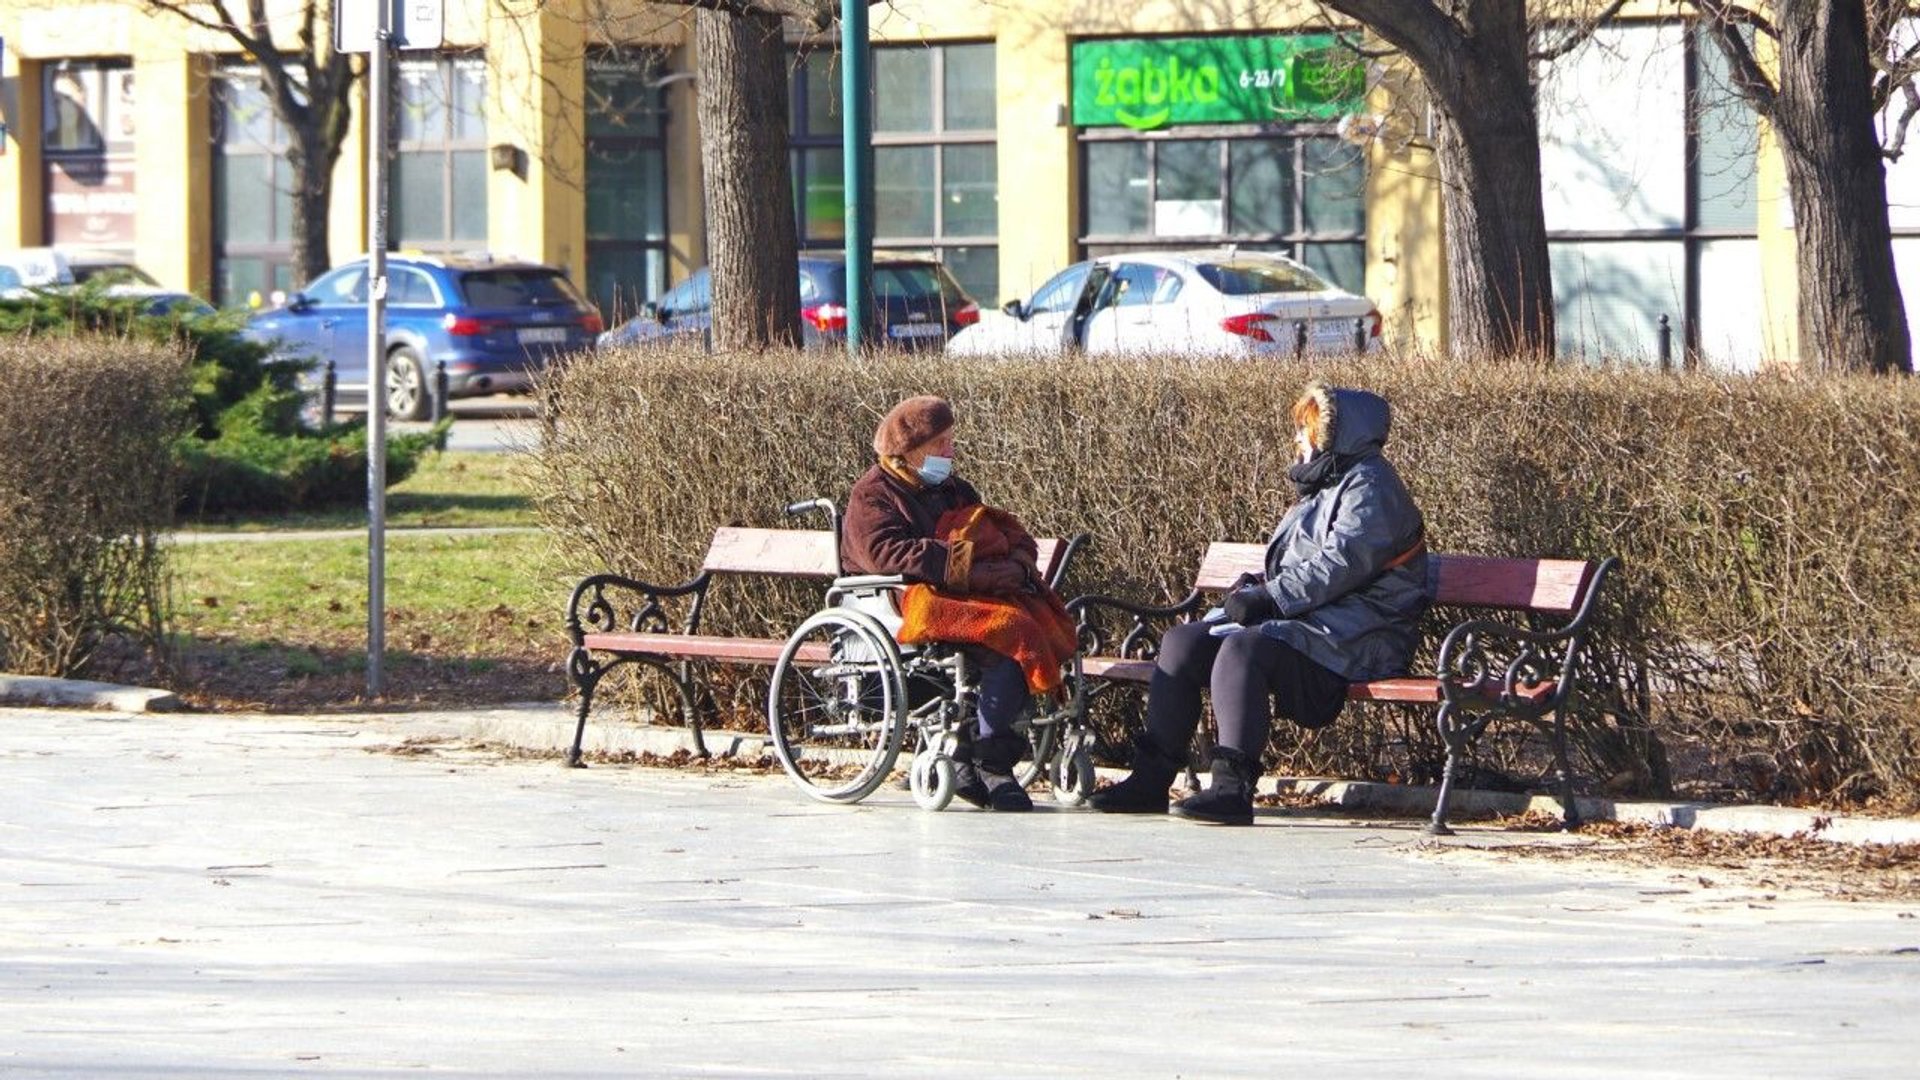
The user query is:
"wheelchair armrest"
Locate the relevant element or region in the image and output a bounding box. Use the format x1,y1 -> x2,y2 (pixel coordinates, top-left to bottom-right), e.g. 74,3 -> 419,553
831,574 -> 908,590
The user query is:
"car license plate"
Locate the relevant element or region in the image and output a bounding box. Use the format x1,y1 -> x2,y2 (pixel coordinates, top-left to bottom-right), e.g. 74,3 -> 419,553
887,323 -> 945,340
517,327 -> 568,344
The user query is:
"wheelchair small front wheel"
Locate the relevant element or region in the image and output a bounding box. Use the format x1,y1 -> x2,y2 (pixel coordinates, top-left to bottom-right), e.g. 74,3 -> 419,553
1050,738 -> 1098,806
767,609 -> 907,804
909,748 -> 957,812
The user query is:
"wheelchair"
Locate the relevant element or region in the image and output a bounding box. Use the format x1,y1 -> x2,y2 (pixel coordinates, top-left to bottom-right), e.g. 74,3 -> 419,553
764,499 -> 1099,810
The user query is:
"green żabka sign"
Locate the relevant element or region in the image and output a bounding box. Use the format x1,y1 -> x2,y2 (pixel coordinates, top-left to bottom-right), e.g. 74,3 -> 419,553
1071,35 -> 1364,131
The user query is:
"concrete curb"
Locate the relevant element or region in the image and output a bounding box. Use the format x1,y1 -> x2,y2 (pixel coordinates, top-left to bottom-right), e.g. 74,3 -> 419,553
1273,777 -> 1920,845
0,675 -> 181,713
10,687 -> 1919,846
441,707 -> 1920,847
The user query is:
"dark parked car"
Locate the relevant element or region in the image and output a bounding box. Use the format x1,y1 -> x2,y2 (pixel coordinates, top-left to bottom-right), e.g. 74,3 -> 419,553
597,252 -> 980,351
245,253 -> 602,420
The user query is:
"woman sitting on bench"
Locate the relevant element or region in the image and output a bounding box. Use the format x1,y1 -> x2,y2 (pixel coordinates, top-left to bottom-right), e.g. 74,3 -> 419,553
1090,382 -> 1432,825
842,395 -> 1071,813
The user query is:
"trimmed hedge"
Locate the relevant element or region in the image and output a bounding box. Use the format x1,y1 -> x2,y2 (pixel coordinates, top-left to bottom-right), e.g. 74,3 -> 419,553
0,288 -> 444,516
0,335 -> 189,674
528,346 -> 1920,809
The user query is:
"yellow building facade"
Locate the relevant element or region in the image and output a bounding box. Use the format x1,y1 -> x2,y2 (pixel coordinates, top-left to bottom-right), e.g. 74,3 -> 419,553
2,1 -> 1843,367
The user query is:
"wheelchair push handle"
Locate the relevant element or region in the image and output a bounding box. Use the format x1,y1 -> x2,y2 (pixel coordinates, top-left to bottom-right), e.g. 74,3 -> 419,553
785,497 -> 833,518
785,497 -> 842,547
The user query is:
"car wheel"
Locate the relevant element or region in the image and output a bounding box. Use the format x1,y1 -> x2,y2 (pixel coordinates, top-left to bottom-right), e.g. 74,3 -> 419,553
385,346 -> 431,421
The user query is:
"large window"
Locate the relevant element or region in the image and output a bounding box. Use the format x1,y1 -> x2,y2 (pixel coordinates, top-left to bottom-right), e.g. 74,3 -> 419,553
212,66 -> 297,306
584,49 -> 670,321
1078,131 -> 1366,292
42,60 -> 137,256
1879,18 -> 1920,372
393,56 -> 488,254
789,43 -> 1000,303
1539,23 -> 1761,369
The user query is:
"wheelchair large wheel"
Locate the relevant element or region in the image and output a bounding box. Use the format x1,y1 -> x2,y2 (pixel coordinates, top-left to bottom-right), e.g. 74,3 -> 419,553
768,608 -> 908,804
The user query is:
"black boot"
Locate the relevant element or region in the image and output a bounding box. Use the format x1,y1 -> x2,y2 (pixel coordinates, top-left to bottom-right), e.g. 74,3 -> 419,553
1088,733 -> 1184,814
949,735 -> 990,810
1171,746 -> 1260,826
973,731 -> 1033,812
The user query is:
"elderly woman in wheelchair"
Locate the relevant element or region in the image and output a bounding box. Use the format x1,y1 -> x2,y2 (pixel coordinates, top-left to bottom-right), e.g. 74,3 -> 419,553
765,395 -> 1090,811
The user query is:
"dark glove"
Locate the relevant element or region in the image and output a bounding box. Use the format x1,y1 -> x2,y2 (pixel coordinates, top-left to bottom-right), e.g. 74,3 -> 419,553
969,558 -> 1031,596
1230,571 -> 1266,592
1223,584 -> 1278,625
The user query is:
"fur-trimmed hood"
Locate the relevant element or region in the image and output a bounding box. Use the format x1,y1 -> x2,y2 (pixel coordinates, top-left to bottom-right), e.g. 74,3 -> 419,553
1300,382 -> 1391,459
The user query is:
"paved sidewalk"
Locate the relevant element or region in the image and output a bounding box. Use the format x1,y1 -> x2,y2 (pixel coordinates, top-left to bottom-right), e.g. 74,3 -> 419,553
3,707 -> 1917,1078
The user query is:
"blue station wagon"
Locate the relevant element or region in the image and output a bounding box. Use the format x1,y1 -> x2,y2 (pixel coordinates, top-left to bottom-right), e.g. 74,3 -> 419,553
246,253 -> 602,420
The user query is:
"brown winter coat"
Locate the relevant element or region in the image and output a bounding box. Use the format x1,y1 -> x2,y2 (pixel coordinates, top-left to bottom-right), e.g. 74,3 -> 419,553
840,461 -> 1037,590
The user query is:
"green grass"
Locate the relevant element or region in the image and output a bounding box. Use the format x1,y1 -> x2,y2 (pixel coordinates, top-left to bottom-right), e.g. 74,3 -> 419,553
178,449 -> 538,531
167,530 -> 575,651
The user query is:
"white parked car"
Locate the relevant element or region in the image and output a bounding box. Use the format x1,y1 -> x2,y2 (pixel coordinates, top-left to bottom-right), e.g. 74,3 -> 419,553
947,249 -> 1381,358
0,247 -> 190,310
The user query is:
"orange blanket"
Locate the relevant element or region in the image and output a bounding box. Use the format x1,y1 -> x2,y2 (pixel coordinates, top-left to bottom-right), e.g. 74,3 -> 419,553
896,506 -> 1078,694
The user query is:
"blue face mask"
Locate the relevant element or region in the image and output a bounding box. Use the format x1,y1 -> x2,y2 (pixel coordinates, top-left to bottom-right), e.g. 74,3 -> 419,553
916,455 -> 953,485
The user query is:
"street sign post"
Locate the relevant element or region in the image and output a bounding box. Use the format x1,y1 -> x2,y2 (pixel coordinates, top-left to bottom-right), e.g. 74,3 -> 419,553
332,1 -> 444,695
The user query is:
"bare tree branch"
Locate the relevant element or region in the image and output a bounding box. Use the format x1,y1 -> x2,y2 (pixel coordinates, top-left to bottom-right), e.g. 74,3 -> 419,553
1871,37 -> 1920,111
1692,1 -> 1781,123
134,0 -> 259,49
1887,81 -> 1920,160
1307,3 -> 1404,60
134,0 -> 360,284
1530,0 -> 1630,62
1318,0 -> 1464,60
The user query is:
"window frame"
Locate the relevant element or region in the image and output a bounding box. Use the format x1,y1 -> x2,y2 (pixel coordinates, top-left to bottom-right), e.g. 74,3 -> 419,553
1538,20 -> 1762,370
392,54 -> 489,256
788,42 -> 1001,303
1074,123 -> 1367,293
211,63 -> 300,306
584,47 -> 673,321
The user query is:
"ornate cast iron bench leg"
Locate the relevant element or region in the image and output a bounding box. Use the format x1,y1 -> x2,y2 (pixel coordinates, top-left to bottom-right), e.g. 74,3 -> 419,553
1427,701 -> 1464,835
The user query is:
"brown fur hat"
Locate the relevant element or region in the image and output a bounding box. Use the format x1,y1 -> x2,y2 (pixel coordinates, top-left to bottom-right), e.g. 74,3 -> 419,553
873,395 -> 955,457
1290,381 -> 1336,452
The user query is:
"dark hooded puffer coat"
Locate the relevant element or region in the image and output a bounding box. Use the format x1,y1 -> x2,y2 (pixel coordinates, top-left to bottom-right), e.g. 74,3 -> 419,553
1253,385 -> 1432,682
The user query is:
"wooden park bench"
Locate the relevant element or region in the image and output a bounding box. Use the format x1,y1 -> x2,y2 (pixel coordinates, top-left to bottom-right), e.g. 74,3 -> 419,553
1068,543 -> 1619,833
564,523 -> 1086,767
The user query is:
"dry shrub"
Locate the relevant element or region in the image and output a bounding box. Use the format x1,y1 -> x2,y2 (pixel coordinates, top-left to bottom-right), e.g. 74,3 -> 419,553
527,345 -> 1920,807
0,335 -> 189,675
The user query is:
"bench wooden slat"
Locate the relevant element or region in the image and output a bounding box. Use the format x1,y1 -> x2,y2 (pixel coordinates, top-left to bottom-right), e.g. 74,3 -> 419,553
1348,677 -> 1441,703
1074,661 -> 1554,706
701,528 -> 839,578
1081,656 -> 1155,683
1193,543 -> 1596,614
581,632 -> 830,665
1192,543 -> 1268,592
1429,555 -> 1593,614
1033,538 -> 1066,585
699,527 -> 1070,584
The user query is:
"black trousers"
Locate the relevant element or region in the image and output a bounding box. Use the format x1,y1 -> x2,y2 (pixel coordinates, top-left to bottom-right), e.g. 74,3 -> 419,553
1143,621 -> 1348,760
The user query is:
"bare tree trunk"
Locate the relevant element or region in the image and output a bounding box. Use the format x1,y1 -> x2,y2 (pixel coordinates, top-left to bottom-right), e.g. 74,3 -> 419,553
1433,90 -> 1556,357
1774,1 -> 1913,374
287,127 -> 335,287
1324,0 -> 1556,358
696,9 -> 802,350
